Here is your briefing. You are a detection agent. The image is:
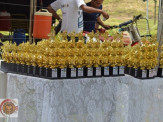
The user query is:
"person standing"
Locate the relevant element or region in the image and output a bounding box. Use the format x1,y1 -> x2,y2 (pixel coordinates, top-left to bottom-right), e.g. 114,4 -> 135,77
83,0 -> 110,32
47,0 -> 109,34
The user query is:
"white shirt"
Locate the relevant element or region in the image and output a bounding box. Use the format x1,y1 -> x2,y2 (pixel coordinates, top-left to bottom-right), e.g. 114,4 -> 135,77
51,0 -> 85,34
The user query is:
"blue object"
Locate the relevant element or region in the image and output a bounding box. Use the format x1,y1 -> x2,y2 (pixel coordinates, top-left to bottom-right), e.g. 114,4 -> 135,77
13,29 -> 26,45
118,28 -> 122,33
83,2 -> 102,32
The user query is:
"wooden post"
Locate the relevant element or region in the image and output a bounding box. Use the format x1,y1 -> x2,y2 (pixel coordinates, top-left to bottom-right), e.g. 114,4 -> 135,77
33,0 -> 37,43
29,0 -> 34,43
34,0 -> 37,13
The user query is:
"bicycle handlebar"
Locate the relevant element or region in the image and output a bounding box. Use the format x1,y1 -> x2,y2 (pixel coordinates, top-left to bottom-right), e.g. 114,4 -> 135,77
119,20 -> 133,27
110,14 -> 142,29
134,14 -> 142,21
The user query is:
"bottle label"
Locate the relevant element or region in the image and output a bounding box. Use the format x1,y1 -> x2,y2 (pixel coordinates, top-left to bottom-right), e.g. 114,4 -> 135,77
96,67 -> 101,76
142,70 -> 147,78
149,69 -> 153,78
88,67 -> 93,76
78,68 -> 83,77
52,68 -> 58,78
71,68 -> 76,77
61,68 -> 67,78
119,66 -> 124,75
113,67 -> 118,75
104,67 -> 109,76
154,68 -> 157,76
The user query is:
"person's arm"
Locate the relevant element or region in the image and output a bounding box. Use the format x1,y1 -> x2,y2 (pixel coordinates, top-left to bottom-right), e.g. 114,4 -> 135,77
47,5 -> 61,21
97,17 -> 110,29
80,5 -> 109,20
0,33 -> 3,38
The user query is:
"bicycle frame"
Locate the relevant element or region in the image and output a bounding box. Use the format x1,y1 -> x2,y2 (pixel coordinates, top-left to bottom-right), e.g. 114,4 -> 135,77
118,23 -> 141,44
111,14 -> 151,45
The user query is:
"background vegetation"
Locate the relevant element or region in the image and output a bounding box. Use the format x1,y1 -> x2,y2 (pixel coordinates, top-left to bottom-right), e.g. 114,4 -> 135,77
85,0 -> 159,36
0,0 -> 160,37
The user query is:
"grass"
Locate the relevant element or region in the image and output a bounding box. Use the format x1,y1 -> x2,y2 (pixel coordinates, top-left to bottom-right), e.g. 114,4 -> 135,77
85,0 -> 159,36
0,31 -> 10,35
104,18 -> 158,36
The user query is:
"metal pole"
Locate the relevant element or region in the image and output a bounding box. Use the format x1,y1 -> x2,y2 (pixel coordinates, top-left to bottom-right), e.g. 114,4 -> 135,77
157,0 -> 163,69
154,0 -> 157,24
146,0 -> 149,35
146,0 -> 149,20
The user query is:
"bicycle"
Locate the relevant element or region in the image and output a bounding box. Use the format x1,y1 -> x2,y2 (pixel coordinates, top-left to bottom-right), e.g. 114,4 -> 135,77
109,14 -> 152,45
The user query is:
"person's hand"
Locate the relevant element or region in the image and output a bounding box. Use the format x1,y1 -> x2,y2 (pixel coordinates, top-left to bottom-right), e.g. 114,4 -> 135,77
103,25 -> 111,30
101,11 -> 109,20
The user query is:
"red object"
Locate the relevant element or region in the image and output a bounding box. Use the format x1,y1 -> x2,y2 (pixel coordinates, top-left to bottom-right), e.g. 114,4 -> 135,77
98,28 -> 106,33
131,42 -> 139,46
0,11 -> 11,31
33,9 -> 52,39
